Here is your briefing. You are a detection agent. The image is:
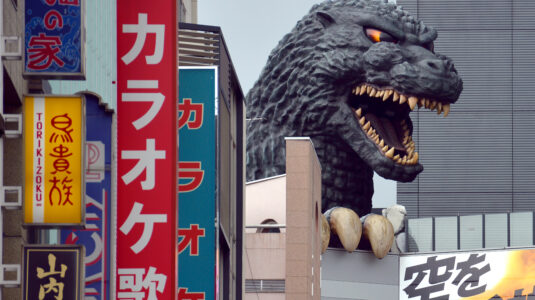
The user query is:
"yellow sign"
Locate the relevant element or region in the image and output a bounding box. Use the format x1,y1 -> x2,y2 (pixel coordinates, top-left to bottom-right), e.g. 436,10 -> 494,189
24,95 -> 85,225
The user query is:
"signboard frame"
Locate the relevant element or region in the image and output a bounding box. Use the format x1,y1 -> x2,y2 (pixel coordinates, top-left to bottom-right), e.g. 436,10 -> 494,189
115,1 -> 178,299
22,244 -> 85,300
178,66 -> 218,299
23,0 -> 86,79
23,94 -> 86,227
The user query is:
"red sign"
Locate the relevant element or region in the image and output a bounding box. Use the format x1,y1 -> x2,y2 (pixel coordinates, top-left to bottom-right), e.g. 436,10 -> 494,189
116,1 -> 177,300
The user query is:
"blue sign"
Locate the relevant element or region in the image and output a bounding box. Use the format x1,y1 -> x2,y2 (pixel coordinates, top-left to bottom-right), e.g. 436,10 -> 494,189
60,94 -> 112,300
24,0 -> 85,78
178,67 -> 217,299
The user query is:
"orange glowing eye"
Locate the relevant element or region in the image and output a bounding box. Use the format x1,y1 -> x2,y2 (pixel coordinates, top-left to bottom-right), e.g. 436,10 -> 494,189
365,28 -> 398,43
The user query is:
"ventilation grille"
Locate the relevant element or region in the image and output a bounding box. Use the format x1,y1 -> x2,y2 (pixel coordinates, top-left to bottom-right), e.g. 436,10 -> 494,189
178,28 -> 219,66
245,279 -> 285,293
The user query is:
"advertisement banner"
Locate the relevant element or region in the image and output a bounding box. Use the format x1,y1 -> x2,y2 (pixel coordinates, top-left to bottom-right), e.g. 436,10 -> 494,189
178,67 -> 217,300
116,1 -> 177,299
60,95 -> 112,300
23,245 -> 84,300
24,95 -> 85,226
400,248 -> 535,300
24,0 -> 85,79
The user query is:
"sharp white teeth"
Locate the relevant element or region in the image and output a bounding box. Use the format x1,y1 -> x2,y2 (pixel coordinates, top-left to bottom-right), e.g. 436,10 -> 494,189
393,154 -> 400,161
359,116 -> 366,125
437,102 -> 443,114
408,97 -> 418,110
370,88 -> 377,97
378,90 -> 385,98
360,86 -> 367,95
393,92 -> 400,102
355,87 -> 361,95
400,95 -> 407,105
363,121 -> 371,130
443,104 -> 450,117
366,86 -> 372,94
385,147 -> 395,159
383,90 -> 393,101
382,145 -> 389,152
356,108 -> 362,117
379,139 -> 384,147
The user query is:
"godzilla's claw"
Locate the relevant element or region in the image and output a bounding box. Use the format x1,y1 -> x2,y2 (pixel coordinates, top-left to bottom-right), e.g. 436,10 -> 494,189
363,214 -> 394,259
320,214 -> 330,254
328,207 -> 362,252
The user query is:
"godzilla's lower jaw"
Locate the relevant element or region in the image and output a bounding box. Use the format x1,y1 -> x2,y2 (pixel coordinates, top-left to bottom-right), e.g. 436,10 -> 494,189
348,83 -> 451,168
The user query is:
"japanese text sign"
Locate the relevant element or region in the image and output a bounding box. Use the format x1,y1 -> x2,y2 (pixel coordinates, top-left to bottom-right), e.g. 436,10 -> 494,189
23,245 -> 84,300
60,95 -> 112,300
178,67 -> 217,300
24,0 -> 85,79
400,248 -> 535,300
116,1 -> 177,300
24,95 -> 85,226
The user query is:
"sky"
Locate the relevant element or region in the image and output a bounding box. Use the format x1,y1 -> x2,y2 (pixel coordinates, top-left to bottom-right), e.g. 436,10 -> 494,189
197,0 -> 397,208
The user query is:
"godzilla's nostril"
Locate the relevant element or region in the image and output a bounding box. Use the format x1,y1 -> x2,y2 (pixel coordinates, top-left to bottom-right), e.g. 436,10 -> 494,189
426,60 -> 440,70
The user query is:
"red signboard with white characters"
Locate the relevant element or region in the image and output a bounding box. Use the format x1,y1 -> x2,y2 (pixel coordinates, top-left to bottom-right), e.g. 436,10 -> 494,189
116,1 -> 177,300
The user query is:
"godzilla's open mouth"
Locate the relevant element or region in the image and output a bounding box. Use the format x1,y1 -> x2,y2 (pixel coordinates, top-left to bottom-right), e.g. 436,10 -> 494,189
348,83 -> 451,166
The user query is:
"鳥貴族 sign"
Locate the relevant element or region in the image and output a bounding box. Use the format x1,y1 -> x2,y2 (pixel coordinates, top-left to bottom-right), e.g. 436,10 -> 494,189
24,0 -> 85,79
116,1 -> 177,299
24,95 -> 85,226
178,67 -> 217,299
400,248 -> 535,300
60,95 -> 112,300
23,245 -> 84,300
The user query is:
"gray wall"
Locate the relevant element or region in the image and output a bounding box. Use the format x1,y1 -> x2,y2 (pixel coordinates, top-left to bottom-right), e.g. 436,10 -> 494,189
397,0 -> 535,218
321,249 -> 399,300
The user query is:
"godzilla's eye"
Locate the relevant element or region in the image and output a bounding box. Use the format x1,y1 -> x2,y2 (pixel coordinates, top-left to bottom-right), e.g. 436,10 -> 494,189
365,28 -> 398,43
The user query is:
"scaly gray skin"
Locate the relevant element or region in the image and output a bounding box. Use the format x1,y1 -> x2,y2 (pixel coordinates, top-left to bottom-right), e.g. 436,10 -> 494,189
246,0 -> 463,216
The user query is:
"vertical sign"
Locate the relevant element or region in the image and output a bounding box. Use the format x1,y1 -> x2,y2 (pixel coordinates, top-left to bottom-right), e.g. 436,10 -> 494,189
24,95 -> 85,226
178,67 -> 217,300
60,95 -> 112,300
24,0 -> 85,78
23,245 -> 84,300
116,1 -> 177,300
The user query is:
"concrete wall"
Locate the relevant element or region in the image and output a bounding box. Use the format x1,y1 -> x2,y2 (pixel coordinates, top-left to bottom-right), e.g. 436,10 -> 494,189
245,175 -> 286,233
321,249 -> 400,300
3,1 -> 28,299
285,138 -> 322,300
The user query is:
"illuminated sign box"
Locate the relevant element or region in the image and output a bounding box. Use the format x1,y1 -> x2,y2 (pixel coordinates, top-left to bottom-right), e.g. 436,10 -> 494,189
400,248 -> 535,299
22,245 -> 84,300
24,0 -> 85,79
24,95 -> 85,227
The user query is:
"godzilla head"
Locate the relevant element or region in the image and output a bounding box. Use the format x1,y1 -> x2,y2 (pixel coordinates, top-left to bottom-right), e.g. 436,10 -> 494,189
246,0 -> 462,184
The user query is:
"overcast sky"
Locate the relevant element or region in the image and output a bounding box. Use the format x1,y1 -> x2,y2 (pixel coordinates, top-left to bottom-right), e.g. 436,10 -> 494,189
197,0 -> 397,208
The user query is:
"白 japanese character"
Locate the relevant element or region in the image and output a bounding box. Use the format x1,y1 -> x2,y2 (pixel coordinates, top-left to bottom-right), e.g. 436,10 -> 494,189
121,139 -> 166,190
118,267 -> 167,300
121,13 -> 165,65
120,202 -> 167,253
122,80 -> 165,130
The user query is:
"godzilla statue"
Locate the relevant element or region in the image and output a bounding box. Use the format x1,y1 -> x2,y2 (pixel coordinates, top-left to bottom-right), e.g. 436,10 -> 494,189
246,0 -> 462,258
